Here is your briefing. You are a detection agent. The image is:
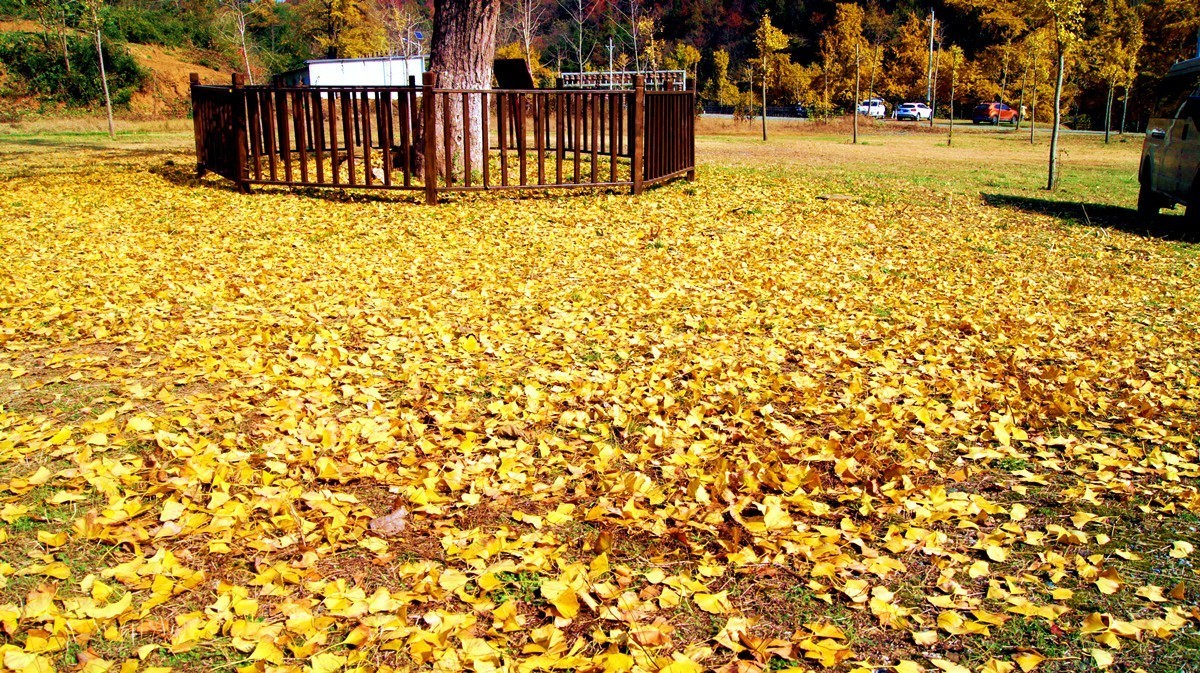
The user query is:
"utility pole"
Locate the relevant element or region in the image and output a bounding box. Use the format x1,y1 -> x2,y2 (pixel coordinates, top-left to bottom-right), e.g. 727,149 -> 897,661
926,9 -> 935,105
930,38 -> 940,128
607,37 -> 614,89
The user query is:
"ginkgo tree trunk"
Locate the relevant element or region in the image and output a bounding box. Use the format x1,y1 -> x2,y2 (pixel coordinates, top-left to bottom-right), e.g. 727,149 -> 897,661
1043,0 -> 1083,191
84,0 -> 114,140
427,0 -> 500,177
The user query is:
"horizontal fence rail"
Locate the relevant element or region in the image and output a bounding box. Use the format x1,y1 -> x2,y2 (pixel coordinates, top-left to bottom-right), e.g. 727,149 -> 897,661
189,72 -> 695,203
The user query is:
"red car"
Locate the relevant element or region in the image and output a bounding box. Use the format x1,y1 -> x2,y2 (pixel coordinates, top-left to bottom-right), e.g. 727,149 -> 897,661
972,102 -> 1020,125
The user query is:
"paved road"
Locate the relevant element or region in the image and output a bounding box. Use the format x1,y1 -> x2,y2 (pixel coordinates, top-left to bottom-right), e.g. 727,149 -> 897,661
700,113 -> 1117,136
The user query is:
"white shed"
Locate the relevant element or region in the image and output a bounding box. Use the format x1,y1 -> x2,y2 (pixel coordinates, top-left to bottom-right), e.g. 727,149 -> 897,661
277,56 -> 426,88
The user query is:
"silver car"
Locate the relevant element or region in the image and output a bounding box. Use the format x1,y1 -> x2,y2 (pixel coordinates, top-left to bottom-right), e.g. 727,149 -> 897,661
1139,56 -> 1199,223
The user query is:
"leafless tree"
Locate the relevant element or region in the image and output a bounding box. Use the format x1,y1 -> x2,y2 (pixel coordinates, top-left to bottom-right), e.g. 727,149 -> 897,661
220,0 -> 257,83
558,0 -> 596,72
29,0 -> 76,72
378,0 -> 428,58
502,0 -> 550,65
609,0 -> 650,72
82,0 -> 113,138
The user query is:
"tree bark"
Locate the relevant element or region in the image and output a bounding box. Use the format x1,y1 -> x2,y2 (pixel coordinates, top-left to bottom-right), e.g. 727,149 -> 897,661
95,28 -> 115,140
1104,79 -> 1113,144
1119,83 -> 1129,135
236,7 -> 255,85
58,16 -> 71,73
1047,49 -> 1065,190
428,0 -> 500,177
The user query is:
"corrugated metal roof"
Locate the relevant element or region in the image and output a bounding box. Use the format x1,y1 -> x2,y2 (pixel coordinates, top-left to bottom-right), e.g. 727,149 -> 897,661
1166,57 -> 1200,81
305,56 -> 426,65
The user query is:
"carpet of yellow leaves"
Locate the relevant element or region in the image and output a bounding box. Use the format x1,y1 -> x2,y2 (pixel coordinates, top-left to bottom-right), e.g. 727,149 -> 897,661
1,131 -> 1198,673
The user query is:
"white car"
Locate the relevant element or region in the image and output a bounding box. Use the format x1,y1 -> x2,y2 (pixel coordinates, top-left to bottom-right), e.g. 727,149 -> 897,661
894,102 -> 932,121
857,98 -> 887,118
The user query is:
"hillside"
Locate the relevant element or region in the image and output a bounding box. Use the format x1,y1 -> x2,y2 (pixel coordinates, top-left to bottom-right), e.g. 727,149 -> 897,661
123,42 -> 225,117
0,19 -> 226,119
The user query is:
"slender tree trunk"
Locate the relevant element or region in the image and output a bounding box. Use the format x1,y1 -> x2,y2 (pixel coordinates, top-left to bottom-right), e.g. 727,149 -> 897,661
1104,78 -> 1114,144
822,49 -> 830,112
948,56 -> 955,146
428,0 -> 501,176
853,41 -> 859,144
242,43 -> 253,84
58,18 -> 71,73
238,13 -> 255,85
1119,83 -> 1129,134
1047,48 -> 1065,190
576,29 -> 583,72
95,28 -> 115,140
761,66 -> 767,141
1030,46 -> 1038,145
1016,59 -> 1028,131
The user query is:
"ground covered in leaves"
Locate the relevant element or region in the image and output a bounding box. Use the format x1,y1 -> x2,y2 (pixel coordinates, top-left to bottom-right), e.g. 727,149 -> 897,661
1,127 -> 1198,673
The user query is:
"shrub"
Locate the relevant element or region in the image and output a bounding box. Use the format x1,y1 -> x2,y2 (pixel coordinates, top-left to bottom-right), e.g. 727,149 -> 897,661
102,6 -> 214,49
0,31 -> 147,108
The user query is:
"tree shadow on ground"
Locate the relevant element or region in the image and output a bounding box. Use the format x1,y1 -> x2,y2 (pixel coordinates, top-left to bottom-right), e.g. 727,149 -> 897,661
982,193 -> 1198,243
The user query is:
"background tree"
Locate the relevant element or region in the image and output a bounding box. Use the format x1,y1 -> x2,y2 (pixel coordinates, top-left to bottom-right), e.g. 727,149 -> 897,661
639,15 -> 660,70
610,0 -> 648,72
500,0 -> 549,68
1087,0 -> 1141,141
704,48 -> 738,104
558,0 -> 595,72
884,13 -> 934,102
664,42 -> 700,84
754,12 -> 787,139
1041,0 -> 1085,190
26,0 -> 79,72
378,0 -> 429,58
817,3 -> 876,110
300,0 -> 382,59
947,44 -> 963,144
81,0 -> 113,138
219,0 -> 260,82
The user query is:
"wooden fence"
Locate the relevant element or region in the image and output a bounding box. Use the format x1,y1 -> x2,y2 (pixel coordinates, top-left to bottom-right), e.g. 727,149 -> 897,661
189,72 -> 695,204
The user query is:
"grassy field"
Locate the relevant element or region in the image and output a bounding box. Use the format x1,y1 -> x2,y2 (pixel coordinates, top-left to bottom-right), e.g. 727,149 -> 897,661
1,120 -> 1198,673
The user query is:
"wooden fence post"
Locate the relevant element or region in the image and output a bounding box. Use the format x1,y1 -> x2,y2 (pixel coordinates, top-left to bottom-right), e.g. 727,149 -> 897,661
232,73 -> 250,193
190,73 -> 206,177
632,74 -> 645,195
687,81 -> 696,182
423,71 -> 438,205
